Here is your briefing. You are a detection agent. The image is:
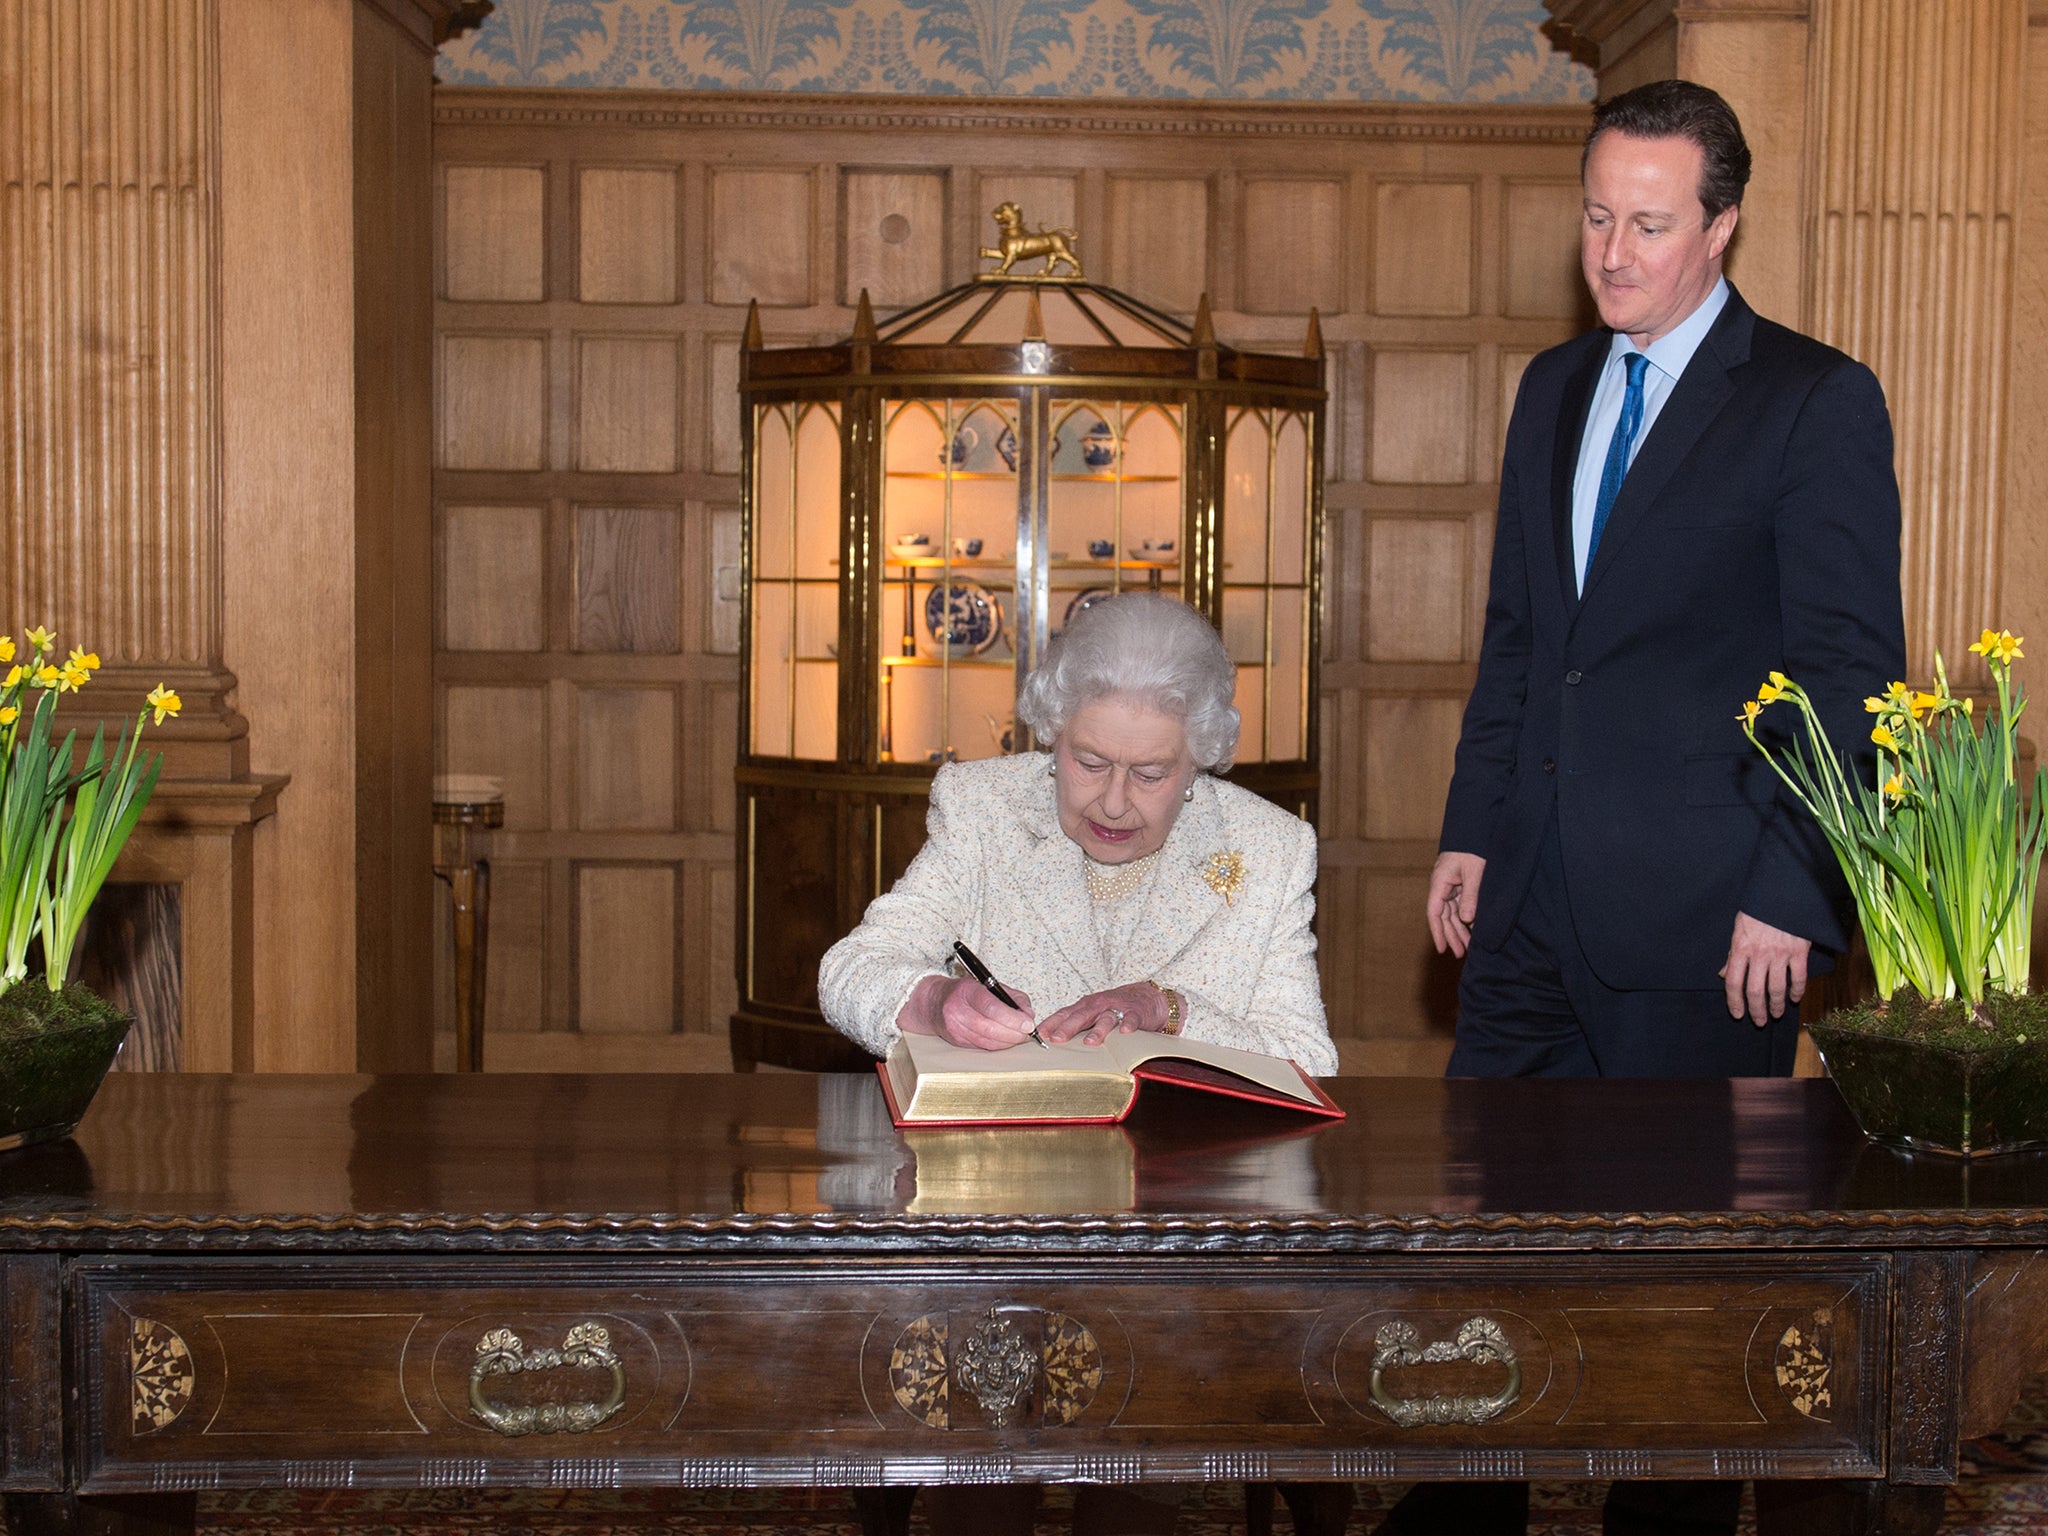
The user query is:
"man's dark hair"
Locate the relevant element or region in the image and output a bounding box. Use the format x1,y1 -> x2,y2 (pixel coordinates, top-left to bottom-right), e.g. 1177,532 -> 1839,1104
1583,79 -> 1752,221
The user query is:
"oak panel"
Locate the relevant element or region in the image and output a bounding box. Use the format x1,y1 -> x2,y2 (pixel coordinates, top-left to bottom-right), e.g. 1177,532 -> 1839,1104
707,338 -> 744,474
576,336 -> 679,473
441,685 -> 549,833
1363,695 -> 1465,841
577,687 -> 677,831
1359,867 -> 1457,1042
579,167 -> 679,304
1499,347 -> 1540,469
576,863 -> 677,1034
709,169 -> 813,306
1370,350 -> 1473,484
843,170 -> 945,306
1241,180 -> 1343,314
1373,180 -> 1474,317
442,504 -> 545,653
440,335 -> 545,471
709,507 -> 743,655
484,860 -> 548,1036
1368,518 -> 1467,663
1105,177 -> 1210,313
1504,180 -> 1586,320
444,165 -> 544,302
577,506 -> 680,653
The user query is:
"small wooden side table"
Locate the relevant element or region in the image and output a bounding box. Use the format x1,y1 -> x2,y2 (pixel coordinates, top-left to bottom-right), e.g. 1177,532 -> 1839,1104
431,785 -> 504,1072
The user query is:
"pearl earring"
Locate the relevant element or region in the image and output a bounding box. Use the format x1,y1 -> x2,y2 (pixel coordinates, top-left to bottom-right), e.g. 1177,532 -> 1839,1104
1183,782 -> 1195,803
1048,762 -> 1057,777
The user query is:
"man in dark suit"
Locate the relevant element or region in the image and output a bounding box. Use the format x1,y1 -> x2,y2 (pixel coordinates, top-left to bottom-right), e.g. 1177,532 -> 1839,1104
1397,80 -> 1908,1536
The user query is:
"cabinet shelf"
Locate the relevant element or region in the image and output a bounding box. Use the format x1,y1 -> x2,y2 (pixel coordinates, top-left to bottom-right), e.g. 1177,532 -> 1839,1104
881,655 -> 1013,669
884,470 -> 1179,483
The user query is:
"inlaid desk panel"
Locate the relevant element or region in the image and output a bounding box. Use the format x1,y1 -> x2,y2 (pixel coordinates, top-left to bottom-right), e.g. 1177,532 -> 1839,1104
4,1073 -> 2048,1536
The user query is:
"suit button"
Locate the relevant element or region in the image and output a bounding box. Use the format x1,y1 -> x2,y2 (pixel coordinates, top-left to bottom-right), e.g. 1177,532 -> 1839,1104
1566,670 -> 1583,685
1542,758 -> 1556,774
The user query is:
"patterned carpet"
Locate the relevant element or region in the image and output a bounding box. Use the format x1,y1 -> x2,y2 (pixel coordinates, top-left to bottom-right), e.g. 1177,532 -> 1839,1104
170,1377 -> 2048,1536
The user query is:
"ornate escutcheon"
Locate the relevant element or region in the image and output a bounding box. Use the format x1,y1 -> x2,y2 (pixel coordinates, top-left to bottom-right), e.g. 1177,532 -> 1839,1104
130,1317 -> 194,1434
1368,1316 -> 1521,1427
889,1307 -> 1102,1430
1775,1308 -> 1833,1421
956,1307 -> 1038,1428
468,1321 -> 626,1436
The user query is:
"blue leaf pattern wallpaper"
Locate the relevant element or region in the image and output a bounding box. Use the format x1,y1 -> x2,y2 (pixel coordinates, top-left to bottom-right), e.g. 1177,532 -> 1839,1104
437,0 -> 1594,101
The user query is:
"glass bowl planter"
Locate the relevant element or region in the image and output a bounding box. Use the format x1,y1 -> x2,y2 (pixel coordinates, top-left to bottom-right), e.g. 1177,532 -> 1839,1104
0,985 -> 132,1151
1811,1003 -> 2048,1157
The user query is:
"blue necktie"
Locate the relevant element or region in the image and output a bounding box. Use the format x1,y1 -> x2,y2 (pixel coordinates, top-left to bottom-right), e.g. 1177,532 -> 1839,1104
1586,351 -> 1650,574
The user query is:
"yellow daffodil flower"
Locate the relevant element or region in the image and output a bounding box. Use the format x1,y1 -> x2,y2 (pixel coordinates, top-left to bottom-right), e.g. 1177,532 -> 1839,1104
33,664 -> 61,690
1970,629 -> 2026,665
0,706 -> 18,727
56,663 -> 87,694
146,684 -> 182,725
1883,772 -> 1905,803
1757,671 -> 1790,704
1864,695 -> 1888,714
3,666 -> 22,689
0,638 -> 15,665
1738,699 -> 1763,727
24,626 -> 54,652
1872,723 -> 1901,751
65,648 -> 99,672
1912,691 -> 1940,716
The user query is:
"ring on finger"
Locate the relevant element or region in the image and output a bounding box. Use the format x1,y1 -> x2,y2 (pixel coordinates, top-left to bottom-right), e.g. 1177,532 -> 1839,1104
1109,1007 -> 1126,1026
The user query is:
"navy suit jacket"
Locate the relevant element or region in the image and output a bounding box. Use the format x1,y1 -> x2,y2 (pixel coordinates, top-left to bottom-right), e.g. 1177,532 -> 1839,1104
1439,285 -> 1907,992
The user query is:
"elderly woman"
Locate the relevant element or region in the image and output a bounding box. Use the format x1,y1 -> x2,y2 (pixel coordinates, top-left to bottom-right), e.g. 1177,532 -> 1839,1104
821,594 -> 1336,1536
822,591 -> 1336,1080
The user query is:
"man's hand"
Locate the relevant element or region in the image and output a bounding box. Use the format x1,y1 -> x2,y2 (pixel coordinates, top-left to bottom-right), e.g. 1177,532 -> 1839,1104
1426,852 -> 1486,957
1720,911 -> 1810,1027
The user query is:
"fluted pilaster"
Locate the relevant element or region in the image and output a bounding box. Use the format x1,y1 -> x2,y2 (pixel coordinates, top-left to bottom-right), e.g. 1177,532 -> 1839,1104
0,0 -> 241,766
1804,0 -> 2026,677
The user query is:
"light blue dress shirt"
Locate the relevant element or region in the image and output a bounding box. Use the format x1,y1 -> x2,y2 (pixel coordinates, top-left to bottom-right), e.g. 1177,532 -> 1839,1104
1570,276 -> 1730,592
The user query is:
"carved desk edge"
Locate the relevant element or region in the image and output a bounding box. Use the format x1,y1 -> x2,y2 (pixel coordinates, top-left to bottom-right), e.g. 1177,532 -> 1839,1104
6,1208 -> 2048,1252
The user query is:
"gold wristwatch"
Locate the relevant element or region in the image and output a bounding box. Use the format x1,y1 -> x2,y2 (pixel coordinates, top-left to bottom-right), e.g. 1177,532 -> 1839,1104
1147,979 -> 1183,1035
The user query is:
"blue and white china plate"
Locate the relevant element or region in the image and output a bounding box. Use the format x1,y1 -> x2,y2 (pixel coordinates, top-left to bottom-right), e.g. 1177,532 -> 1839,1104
926,579 -> 1003,656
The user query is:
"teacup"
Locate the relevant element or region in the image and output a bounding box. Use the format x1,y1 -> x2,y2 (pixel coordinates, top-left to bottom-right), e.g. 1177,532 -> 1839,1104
1088,538 -> 1115,559
952,537 -> 983,558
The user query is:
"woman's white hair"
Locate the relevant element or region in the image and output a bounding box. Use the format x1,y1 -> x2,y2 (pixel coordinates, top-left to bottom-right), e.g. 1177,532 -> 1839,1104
1015,594 -> 1241,771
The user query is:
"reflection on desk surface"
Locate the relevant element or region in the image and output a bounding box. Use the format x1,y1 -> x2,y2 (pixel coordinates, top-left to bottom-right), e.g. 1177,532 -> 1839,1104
5,1071 -> 2046,1237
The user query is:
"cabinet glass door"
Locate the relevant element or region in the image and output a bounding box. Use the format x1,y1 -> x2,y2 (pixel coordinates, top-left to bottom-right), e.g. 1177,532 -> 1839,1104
749,401 -> 841,760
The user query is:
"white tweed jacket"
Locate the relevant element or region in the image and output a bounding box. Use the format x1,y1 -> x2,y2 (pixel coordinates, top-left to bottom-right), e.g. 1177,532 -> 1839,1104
818,753 -> 1337,1075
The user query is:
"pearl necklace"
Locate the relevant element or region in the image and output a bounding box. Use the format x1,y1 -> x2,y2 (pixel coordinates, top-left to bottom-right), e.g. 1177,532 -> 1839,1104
1084,849 -> 1160,904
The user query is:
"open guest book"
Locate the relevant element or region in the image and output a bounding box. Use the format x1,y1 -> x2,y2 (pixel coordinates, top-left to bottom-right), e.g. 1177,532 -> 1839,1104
878,1031 -> 1343,1127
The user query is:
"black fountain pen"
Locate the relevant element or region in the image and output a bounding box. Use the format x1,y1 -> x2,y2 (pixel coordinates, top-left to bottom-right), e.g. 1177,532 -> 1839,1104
951,940 -> 1049,1049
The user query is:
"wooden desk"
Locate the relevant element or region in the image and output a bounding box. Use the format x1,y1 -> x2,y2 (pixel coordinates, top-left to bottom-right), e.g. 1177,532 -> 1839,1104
2,1073 -> 2046,1536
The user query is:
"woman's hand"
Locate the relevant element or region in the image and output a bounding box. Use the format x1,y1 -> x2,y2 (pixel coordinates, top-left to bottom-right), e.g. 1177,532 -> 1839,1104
897,974 -> 1038,1051
1039,982 -> 1170,1046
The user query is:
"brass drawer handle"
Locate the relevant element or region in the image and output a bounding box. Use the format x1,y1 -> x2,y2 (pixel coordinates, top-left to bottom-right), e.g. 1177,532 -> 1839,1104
1368,1317 -> 1521,1427
469,1322 -> 626,1436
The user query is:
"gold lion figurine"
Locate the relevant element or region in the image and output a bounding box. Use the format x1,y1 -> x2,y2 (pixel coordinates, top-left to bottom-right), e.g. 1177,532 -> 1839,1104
978,202 -> 1082,278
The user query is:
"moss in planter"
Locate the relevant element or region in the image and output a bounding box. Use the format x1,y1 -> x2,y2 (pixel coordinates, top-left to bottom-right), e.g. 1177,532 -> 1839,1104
0,982 -> 132,1149
1822,988 -> 2048,1051
1811,989 -> 2048,1155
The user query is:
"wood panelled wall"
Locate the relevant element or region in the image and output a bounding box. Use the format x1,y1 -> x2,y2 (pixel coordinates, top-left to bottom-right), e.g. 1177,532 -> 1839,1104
430,91 -> 1592,1073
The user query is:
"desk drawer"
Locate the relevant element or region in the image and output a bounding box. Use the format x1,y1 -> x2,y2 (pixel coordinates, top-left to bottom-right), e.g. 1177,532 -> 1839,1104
75,1255 -> 1884,1489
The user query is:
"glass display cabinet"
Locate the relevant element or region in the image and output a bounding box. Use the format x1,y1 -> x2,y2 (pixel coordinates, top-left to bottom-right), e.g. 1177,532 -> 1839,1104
734,215 -> 1327,1070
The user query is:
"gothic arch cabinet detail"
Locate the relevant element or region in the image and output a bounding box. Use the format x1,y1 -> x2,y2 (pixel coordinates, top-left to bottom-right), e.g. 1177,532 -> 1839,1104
733,246 -> 1327,1069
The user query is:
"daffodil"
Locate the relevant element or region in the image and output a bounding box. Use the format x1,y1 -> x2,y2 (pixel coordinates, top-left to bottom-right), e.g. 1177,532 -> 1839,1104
65,648 -> 99,673
1970,629 -> 2026,666
1872,723 -> 1900,751
146,684 -> 182,725
0,639 -> 16,665
1738,699 -> 1762,727
56,663 -> 88,693
0,706 -> 20,727
24,626 -> 54,652
1757,671 -> 1790,704
1864,695 -> 1888,714
32,664 -> 61,690
1883,772 -> 1906,803
3,666 -> 23,690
